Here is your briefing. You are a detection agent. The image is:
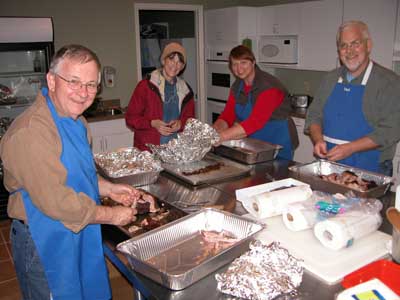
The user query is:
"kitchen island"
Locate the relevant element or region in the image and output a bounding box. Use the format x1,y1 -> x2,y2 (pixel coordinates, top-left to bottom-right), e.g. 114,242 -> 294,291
102,158 -> 396,300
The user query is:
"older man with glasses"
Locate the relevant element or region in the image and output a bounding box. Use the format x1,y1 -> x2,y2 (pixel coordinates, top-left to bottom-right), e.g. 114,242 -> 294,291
0,44 -> 142,300
305,20 -> 400,175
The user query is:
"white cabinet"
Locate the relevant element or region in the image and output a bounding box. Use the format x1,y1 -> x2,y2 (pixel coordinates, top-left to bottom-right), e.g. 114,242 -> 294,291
298,0 -> 343,71
256,3 -> 302,36
292,117 -> 315,164
89,118 -> 134,153
205,6 -> 257,46
205,7 -> 257,59
343,0 -> 397,69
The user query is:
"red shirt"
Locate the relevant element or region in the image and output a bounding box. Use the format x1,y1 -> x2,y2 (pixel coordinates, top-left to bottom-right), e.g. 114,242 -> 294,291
218,84 -> 284,135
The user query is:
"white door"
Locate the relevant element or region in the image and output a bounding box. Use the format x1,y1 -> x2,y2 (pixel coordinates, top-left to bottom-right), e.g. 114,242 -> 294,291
134,3 -> 206,122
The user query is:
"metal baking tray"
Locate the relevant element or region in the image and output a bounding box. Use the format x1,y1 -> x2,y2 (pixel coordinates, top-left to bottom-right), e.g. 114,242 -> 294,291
101,190 -> 187,238
117,208 -> 265,290
94,147 -> 162,187
214,137 -> 282,164
96,166 -> 160,187
162,152 -> 251,186
288,160 -> 394,198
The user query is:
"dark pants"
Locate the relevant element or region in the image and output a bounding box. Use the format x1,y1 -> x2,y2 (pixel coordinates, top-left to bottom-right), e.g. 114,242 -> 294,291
10,220 -> 51,300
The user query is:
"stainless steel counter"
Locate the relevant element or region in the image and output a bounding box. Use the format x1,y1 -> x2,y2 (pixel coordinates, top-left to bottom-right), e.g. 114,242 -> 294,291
102,158 -> 396,300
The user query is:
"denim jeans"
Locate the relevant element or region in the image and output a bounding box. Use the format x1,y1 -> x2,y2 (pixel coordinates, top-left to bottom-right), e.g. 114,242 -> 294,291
379,159 -> 393,177
10,220 -> 51,300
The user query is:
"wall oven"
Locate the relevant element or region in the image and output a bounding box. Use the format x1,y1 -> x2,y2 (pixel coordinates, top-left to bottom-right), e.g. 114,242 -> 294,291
206,61 -> 234,101
206,61 -> 234,125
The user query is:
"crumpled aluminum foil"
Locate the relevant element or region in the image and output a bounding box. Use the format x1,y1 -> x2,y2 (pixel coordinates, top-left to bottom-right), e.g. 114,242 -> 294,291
215,240 -> 303,300
147,118 -> 220,164
94,147 -> 163,178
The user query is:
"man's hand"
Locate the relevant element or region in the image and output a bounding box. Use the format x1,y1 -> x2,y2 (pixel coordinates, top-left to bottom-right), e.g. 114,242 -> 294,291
94,205 -> 137,226
108,183 -> 141,206
313,140 -> 328,158
326,143 -> 355,161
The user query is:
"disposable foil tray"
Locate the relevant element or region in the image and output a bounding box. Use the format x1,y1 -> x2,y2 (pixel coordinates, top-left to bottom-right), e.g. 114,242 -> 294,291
94,147 -> 162,187
288,160 -> 393,197
117,208 -> 264,290
214,137 -> 282,164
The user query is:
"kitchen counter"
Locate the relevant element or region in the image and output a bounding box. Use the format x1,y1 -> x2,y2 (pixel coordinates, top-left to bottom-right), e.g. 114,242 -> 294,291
102,158 -> 396,300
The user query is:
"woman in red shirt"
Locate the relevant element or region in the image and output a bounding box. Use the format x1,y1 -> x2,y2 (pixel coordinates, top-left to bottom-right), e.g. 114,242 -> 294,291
213,45 -> 298,160
125,42 -> 195,151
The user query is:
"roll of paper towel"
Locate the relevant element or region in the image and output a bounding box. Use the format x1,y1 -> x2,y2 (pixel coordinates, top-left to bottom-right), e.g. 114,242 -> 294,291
243,185 -> 312,219
282,201 -> 318,231
314,212 -> 382,250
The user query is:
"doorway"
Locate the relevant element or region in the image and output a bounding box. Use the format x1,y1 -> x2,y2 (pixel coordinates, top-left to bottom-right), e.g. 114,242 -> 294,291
134,3 -> 205,122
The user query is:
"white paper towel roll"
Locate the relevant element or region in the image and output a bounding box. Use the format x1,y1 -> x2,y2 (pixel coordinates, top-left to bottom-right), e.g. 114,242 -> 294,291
283,201 -> 318,231
314,212 -> 382,250
243,185 -> 312,219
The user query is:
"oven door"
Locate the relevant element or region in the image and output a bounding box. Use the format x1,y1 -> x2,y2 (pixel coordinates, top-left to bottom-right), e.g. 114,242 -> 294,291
206,61 -> 234,101
207,99 -> 226,125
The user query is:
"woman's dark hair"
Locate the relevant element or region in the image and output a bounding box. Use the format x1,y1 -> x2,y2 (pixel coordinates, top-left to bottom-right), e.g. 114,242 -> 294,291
228,45 -> 256,69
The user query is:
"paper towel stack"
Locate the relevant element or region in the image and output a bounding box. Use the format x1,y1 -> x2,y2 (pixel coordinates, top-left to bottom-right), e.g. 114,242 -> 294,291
243,185 -> 313,219
313,212 -> 382,250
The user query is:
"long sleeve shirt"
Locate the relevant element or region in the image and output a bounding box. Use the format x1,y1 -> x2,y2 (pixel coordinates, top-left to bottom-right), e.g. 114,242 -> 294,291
305,62 -> 400,162
0,93 -> 97,232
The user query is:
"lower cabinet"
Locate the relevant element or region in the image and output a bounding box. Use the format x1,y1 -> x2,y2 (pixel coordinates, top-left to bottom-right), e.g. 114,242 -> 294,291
292,117 -> 315,164
89,118 -> 134,153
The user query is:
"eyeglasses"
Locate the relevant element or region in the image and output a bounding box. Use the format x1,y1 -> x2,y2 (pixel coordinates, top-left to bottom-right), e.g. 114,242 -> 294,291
339,39 -> 365,51
55,73 -> 98,93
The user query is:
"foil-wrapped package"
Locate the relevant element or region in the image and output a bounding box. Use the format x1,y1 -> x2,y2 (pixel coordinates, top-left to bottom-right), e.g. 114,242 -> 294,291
94,147 -> 162,178
216,241 -> 303,300
147,118 -> 220,164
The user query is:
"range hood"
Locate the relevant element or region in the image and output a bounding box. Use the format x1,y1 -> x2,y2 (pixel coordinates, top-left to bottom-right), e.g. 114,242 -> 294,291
0,17 -> 53,43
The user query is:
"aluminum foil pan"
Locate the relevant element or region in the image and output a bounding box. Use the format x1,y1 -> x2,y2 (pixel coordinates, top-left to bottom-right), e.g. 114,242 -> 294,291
214,137 -> 282,164
117,208 -> 264,290
94,147 -> 163,186
288,160 -> 394,198
147,118 -> 220,164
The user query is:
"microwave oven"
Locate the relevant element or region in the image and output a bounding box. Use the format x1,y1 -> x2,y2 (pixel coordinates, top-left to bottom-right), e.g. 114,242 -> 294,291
206,61 -> 235,101
258,35 -> 298,64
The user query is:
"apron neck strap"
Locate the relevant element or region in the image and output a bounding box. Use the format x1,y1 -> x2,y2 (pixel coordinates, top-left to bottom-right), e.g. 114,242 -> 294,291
338,60 -> 373,85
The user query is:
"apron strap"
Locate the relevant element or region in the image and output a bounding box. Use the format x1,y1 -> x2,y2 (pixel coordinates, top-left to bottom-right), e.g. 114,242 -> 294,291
338,61 -> 373,85
323,135 -> 349,145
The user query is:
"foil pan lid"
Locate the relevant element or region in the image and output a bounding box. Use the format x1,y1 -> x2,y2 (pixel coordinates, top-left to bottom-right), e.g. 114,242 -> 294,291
147,118 -> 220,164
94,147 -> 163,178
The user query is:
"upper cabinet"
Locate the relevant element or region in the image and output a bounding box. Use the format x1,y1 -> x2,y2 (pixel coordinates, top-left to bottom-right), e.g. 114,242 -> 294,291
297,0 -> 343,71
206,7 -> 257,47
256,4 -> 302,36
205,0 -> 399,71
343,0 -> 397,69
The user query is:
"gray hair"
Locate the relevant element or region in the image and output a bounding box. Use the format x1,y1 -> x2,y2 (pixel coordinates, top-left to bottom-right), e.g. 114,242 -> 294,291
49,44 -> 101,82
336,20 -> 371,46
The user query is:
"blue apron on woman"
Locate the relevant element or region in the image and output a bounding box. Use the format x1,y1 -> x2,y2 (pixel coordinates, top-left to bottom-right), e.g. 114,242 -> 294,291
235,81 -> 293,160
13,88 -> 111,300
322,61 -> 380,172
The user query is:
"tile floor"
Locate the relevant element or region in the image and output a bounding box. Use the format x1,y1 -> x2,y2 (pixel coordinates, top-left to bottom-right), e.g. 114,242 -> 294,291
0,219 -> 133,300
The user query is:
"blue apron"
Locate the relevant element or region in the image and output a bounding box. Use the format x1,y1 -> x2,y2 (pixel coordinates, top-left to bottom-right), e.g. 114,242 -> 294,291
16,88 -> 111,300
322,61 -> 380,172
235,81 -> 293,160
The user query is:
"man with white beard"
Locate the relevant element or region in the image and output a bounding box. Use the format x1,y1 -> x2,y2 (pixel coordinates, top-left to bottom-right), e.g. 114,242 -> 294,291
305,20 -> 400,175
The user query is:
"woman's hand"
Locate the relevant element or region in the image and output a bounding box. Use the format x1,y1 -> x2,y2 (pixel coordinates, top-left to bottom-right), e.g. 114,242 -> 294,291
151,119 -> 175,136
166,119 -> 181,132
